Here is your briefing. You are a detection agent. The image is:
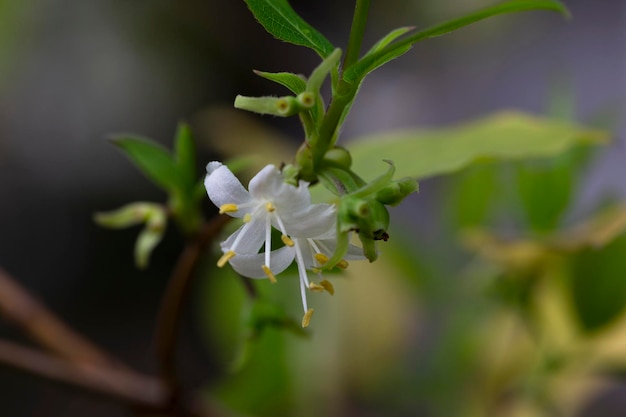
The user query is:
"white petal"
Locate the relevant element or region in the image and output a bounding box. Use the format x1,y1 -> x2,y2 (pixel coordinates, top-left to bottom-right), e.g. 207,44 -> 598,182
285,204 -> 337,238
204,163 -> 251,217
247,165 -> 284,200
220,215 -> 266,254
272,181 -> 314,216
227,246 -> 295,278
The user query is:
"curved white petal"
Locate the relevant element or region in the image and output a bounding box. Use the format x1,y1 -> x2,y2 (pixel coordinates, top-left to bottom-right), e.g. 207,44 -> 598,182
247,165 -> 285,200
220,216 -> 266,254
204,163 -> 251,217
272,181 -> 315,216
285,204 -> 337,238
227,246 -> 295,278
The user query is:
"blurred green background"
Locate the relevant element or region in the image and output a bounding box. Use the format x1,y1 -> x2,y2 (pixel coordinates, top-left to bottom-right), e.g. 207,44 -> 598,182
0,1 -> 625,416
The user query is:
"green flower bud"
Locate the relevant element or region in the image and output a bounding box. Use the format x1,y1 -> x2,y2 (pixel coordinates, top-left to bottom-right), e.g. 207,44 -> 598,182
323,147 -> 352,169
338,196 -> 390,262
375,177 -> 418,206
295,143 -> 315,182
296,92 -> 315,109
94,202 -> 158,229
234,95 -> 299,117
94,202 -> 167,269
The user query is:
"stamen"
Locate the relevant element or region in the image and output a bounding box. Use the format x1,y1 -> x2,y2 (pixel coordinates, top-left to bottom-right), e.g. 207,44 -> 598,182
281,235 -> 294,247
243,213 -> 252,223
219,203 -> 238,214
314,253 -> 329,265
302,308 -> 314,328
262,265 -> 277,283
337,259 -> 349,269
265,202 -> 275,212
320,280 -> 335,295
217,250 -> 236,268
309,282 -> 325,292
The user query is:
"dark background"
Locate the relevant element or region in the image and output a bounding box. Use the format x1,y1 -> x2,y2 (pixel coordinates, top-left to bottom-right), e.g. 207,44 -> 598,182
0,1 -> 623,415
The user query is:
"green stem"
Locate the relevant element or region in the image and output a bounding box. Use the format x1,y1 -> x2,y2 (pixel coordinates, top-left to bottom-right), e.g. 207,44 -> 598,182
308,0 -> 369,176
343,0 -> 371,71
311,86 -> 356,168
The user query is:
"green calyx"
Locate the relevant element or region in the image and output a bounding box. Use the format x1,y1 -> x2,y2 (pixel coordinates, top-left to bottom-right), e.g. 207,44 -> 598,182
320,161 -> 417,264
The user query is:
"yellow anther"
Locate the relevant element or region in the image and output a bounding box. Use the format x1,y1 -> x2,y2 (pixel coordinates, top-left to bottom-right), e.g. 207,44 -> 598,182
314,253 -> 329,265
309,282 -> 325,292
219,203 -> 238,214
265,202 -> 275,212
243,213 -> 252,223
337,259 -> 349,269
262,265 -> 277,284
302,308 -> 314,328
311,268 -> 321,274
281,235 -> 294,247
320,280 -> 335,295
217,250 -> 236,268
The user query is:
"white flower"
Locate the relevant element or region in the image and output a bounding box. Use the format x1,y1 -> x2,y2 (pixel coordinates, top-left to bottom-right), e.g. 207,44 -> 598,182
204,161 -> 364,327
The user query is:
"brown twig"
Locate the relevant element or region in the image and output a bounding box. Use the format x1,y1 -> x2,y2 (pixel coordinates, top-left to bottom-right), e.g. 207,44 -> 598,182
154,215 -> 231,396
0,267 -> 126,369
0,338 -> 166,408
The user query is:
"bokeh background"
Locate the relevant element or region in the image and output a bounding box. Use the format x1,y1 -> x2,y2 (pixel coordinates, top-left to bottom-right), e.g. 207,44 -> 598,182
0,0 -> 625,416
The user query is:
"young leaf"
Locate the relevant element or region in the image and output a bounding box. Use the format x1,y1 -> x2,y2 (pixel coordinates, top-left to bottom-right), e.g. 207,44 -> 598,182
344,0 -> 569,83
253,70 -> 307,94
243,0 -> 334,57
349,111 -> 608,181
174,122 -> 196,191
363,26 -> 415,57
111,136 -> 183,192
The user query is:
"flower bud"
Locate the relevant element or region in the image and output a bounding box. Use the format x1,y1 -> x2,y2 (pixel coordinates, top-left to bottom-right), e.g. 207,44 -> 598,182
338,196 -> 390,262
375,177 -> 418,206
94,202 -> 158,229
295,143 -> 315,182
94,202 -> 167,269
296,92 -> 315,109
323,147 -> 352,169
234,95 -> 299,117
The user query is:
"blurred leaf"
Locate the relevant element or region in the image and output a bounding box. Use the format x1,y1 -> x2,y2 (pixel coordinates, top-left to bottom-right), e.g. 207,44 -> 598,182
446,164 -> 499,229
345,0 -> 569,83
253,70 -> 307,94
516,155 -> 575,232
112,136 -> 183,192
243,0 -> 334,57
174,122 -> 196,192
349,111 -> 608,181
568,235 -> 626,333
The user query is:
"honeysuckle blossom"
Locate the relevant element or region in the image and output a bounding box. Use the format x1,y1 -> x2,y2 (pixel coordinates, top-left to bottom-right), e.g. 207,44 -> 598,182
204,161 -> 364,327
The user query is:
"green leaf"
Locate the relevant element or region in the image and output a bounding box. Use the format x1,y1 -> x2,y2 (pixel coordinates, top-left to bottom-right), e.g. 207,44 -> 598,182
112,136 -> 183,192
349,111 -> 608,181
364,26 -> 415,56
174,122 -> 196,191
345,0 -> 569,83
243,0 -> 334,57
253,70 -> 307,94
446,164 -> 499,229
343,26 -> 415,81
568,235 -> 626,333
515,147 -> 590,232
